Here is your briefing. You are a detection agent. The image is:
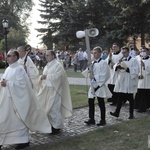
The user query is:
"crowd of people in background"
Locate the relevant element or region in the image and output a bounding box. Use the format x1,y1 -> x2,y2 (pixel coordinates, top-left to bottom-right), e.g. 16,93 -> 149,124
24,47 -> 108,72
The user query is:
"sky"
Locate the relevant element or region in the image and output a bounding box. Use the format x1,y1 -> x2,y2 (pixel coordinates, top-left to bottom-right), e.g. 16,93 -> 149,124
27,0 -> 44,49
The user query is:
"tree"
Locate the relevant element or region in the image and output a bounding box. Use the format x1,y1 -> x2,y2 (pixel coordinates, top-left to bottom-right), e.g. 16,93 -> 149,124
37,0 -> 150,51
37,0 -> 88,50
0,0 -> 33,51
37,0 -> 114,50
107,0 -> 150,46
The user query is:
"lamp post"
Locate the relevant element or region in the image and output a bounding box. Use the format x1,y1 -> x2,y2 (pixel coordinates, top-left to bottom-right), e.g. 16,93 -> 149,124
2,18 -> 9,67
76,28 -> 99,67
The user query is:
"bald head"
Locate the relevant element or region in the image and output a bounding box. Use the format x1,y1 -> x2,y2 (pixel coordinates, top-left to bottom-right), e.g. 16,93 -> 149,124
17,46 -> 26,58
46,50 -> 56,62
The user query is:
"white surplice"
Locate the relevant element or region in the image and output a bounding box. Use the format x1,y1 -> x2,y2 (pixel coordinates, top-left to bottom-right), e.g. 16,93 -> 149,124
88,59 -> 112,99
106,52 -> 123,85
114,58 -> 139,93
37,59 -> 72,129
0,62 -> 51,145
136,56 -> 150,89
18,56 -> 39,93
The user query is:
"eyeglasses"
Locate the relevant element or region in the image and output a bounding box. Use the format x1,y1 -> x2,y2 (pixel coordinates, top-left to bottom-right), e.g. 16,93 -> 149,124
7,55 -> 15,58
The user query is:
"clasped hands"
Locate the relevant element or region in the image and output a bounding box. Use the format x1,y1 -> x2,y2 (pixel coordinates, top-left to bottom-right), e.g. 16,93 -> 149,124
0,79 -> 7,87
41,75 -> 47,80
116,64 -> 126,70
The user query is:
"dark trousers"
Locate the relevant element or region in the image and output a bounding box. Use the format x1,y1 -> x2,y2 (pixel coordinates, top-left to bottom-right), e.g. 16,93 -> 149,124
107,84 -> 117,104
88,97 -> 106,121
135,89 -> 150,111
74,64 -> 77,72
79,60 -> 84,72
115,93 -> 134,116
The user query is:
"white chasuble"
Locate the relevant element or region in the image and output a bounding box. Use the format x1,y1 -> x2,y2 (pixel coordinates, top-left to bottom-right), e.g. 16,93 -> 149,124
37,59 -> 72,126
18,56 -> 39,93
0,62 -> 51,145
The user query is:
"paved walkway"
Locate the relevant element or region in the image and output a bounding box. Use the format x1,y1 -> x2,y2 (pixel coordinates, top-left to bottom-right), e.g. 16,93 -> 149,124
68,77 -> 90,85
1,76 -> 149,150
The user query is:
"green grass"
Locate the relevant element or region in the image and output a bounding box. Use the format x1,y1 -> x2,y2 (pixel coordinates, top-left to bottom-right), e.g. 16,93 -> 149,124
0,69 -> 4,73
1,68 -> 84,78
31,115 -> 150,150
70,85 -> 88,108
38,69 -> 85,78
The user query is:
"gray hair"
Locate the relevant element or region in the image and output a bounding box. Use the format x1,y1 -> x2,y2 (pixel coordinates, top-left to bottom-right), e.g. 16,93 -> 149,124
46,50 -> 56,58
17,46 -> 26,52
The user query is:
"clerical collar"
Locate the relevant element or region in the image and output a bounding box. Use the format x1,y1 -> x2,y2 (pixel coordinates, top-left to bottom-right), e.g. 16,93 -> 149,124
123,56 -> 131,61
20,55 -> 26,60
113,51 -> 121,55
94,58 -> 101,63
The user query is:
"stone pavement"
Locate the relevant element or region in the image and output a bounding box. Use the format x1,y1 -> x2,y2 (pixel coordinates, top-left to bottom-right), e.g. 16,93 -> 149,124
68,77 -> 90,85
0,76 -> 149,150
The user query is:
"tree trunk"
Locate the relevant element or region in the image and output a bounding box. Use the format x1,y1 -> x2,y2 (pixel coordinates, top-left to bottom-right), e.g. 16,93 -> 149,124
140,6 -> 145,46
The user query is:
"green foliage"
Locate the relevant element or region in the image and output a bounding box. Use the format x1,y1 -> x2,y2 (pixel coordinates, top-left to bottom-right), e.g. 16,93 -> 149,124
107,0 -> 150,45
7,28 -> 26,49
0,60 -> 5,68
37,0 -> 150,50
0,0 -> 33,51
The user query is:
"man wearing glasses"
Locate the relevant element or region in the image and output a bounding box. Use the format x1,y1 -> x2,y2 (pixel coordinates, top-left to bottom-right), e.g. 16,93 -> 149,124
0,50 -> 51,149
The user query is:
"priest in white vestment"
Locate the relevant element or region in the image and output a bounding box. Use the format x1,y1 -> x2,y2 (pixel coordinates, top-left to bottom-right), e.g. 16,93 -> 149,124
17,46 -> 39,93
0,50 -> 51,150
106,42 -> 123,105
135,47 -> 150,112
84,46 -> 112,126
37,50 -> 72,134
110,46 -> 139,119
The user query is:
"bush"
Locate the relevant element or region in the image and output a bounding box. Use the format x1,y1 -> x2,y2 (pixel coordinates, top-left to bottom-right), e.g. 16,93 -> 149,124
0,61 -> 5,68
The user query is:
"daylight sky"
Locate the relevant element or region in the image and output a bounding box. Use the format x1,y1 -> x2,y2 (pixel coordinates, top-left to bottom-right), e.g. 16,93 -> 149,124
27,0 -> 45,49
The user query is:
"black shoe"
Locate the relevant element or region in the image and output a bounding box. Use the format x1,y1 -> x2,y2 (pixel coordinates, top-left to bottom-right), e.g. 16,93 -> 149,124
110,112 -> 119,118
0,145 -> 1,150
97,120 -> 106,126
122,100 -> 127,105
15,142 -> 29,149
51,127 -> 61,135
84,119 -> 95,125
110,103 -> 116,106
128,115 -> 134,119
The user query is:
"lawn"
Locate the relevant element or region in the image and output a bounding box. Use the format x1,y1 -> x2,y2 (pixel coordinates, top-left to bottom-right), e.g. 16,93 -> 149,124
31,115 -> 150,150
0,68 -> 4,73
70,85 -> 88,108
30,69 -> 84,78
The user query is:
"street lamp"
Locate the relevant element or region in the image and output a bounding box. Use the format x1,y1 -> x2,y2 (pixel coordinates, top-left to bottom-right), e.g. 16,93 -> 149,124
2,18 -> 9,67
76,28 -> 99,65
